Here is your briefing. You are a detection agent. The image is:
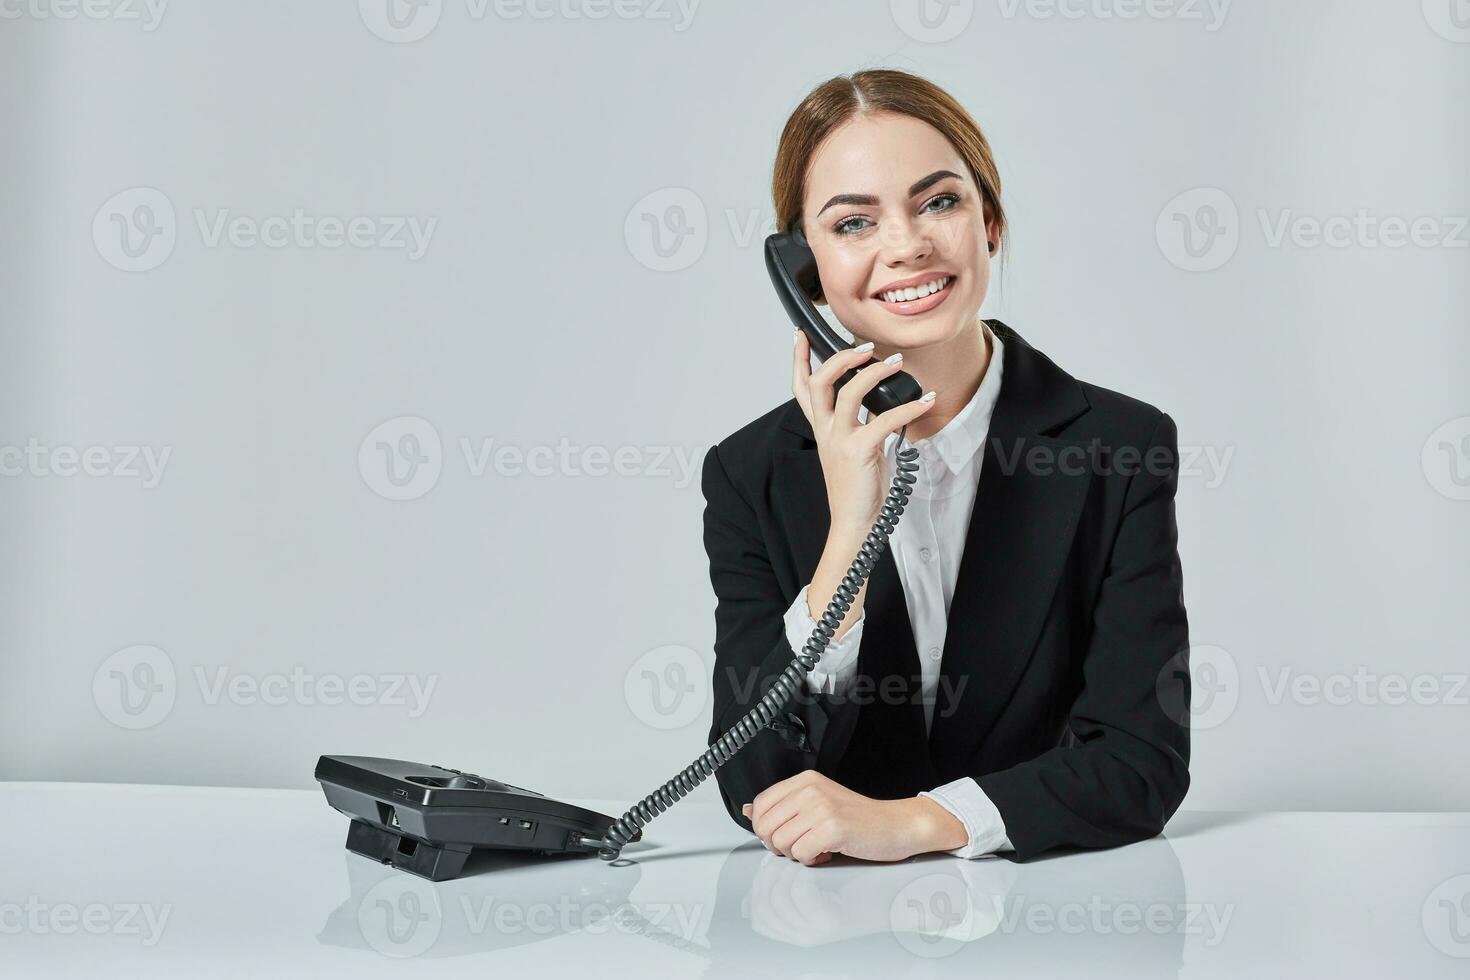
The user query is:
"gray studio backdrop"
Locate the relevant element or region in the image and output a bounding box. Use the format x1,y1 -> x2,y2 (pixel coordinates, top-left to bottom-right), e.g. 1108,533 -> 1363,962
1,0 -> 1466,813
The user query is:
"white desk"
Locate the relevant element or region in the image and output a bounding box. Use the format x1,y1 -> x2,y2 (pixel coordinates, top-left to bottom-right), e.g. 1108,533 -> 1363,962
2,782 -> 1467,978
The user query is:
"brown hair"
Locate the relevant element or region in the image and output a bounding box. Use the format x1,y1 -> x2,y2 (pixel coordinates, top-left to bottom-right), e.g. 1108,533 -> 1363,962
771,69 -> 1008,275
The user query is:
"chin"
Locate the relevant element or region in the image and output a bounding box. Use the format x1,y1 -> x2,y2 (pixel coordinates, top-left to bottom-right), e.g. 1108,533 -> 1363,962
860,308 -> 971,351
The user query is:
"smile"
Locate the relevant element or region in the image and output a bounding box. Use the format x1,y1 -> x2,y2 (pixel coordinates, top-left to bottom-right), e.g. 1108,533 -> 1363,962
871,274 -> 955,316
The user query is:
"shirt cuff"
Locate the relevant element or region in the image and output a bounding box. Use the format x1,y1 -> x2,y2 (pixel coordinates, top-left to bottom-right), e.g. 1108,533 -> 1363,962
920,776 -> 1015,858
784,583 -> 865,695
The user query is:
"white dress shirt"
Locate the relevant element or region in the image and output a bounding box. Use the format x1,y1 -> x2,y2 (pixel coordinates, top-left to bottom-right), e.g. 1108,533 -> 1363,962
784,320 -> 1014,858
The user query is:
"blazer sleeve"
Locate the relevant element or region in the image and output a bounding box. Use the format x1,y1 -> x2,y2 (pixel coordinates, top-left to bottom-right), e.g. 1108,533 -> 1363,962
700,442 -> 857,833
975,411 -> 1191,859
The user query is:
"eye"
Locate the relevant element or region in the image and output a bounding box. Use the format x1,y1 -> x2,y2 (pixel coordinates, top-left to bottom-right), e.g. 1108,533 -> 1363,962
923,192 -> 960,214
832,215 -> 871,236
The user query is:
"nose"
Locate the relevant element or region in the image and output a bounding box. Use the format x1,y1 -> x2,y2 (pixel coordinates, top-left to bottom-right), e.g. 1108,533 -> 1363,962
878,215 -> 934,267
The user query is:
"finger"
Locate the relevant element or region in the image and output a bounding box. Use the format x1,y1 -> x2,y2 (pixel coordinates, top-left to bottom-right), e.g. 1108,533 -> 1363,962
752,791 -> 807,849
833,351 -> 910,423
749,773 -> 801,827
789,827 -> 836,866
857,389 -> 938,451
806,342 -> 876,427
790,330 -> 814,422
769,810 -> 813,858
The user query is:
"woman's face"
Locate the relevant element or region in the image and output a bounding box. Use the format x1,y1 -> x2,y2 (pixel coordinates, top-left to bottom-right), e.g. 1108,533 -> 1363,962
800,111 -> 997,352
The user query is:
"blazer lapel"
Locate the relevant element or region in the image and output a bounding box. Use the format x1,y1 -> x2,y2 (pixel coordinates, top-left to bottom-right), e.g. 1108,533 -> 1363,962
927,321 -> 1094,778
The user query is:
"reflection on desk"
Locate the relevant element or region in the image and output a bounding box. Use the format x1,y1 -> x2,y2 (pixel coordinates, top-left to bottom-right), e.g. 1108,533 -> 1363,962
2,783 -> 1467,978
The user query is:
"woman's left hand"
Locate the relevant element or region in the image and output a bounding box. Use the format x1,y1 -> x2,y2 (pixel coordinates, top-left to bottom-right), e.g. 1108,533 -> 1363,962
742,770 -> 966,865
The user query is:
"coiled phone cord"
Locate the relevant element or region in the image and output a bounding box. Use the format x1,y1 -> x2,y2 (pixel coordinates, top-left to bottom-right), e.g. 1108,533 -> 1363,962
595,427 -> 921,861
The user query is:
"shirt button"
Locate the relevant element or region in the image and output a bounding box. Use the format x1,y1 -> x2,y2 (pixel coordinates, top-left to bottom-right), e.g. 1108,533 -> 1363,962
920,547 -> 933,562
928,647 -> 941,661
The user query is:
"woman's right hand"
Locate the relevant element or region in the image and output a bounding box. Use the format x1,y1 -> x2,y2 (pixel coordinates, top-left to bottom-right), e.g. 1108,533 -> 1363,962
791,330 -> 937,539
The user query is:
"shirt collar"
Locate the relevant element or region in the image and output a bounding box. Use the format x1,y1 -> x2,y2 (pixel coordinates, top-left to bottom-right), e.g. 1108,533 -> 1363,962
858,319 -> 1005,476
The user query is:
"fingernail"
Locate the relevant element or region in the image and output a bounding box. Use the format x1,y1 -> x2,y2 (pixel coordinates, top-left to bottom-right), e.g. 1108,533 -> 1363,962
742,803 -> 751,815
920,391 -> 937,402
853,341 -> 874,354
883,352 -> 903,365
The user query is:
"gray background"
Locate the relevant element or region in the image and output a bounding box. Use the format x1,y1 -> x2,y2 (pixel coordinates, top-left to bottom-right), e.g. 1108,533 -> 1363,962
1,0 -> 1465,813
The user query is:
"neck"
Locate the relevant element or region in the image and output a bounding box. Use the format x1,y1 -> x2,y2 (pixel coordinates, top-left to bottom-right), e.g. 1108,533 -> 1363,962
877,317 -> 992,443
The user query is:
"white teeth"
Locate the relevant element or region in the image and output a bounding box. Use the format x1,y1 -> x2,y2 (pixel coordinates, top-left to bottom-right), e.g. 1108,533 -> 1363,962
881,275 -> 951,303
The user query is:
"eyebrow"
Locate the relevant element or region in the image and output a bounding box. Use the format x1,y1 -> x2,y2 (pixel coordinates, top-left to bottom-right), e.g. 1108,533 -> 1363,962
814,169 -> 964,217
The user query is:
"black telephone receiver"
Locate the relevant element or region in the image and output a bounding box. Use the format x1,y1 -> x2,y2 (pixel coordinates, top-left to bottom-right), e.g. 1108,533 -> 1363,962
764,228 -> 924,417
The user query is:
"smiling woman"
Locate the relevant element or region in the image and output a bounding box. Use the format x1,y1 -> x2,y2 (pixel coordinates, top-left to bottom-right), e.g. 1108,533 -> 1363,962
702,68 -> 1191,866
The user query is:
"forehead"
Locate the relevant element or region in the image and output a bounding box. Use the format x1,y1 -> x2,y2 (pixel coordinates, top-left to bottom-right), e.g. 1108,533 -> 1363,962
804,112 -> 966,204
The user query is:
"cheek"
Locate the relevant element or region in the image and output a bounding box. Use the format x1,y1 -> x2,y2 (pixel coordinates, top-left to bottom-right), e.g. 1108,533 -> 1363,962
823,252 -> 869,301
957,236 -> 989,284
961,260 -> 990,305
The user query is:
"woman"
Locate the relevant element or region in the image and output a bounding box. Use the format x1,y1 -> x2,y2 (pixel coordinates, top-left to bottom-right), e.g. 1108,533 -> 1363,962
702,69 -> 1190,866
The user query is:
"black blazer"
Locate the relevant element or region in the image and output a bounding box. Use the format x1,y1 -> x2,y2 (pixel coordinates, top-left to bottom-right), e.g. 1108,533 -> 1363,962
699,320 -> 1190,861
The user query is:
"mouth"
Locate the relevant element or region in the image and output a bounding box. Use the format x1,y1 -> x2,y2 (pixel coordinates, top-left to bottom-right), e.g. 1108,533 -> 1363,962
871,274 -> 956,316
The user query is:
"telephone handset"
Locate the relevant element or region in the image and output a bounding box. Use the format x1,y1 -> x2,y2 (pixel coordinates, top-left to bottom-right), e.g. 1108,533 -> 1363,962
763,228 -> 924,417
315,230 -> 930,875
